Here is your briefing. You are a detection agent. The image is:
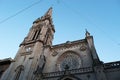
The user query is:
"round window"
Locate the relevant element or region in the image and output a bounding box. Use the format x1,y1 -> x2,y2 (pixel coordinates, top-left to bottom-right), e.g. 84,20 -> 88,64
57,52 -> 81,71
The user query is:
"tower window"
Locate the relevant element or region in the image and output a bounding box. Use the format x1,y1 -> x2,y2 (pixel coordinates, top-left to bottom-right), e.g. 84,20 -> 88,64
32,30 -> 38,40
32,28 -> 41,40
35,29 -> 41,39
14,65 -> 24,80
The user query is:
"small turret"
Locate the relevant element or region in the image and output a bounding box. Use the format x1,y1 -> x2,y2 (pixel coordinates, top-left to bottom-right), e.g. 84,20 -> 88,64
85,29 -> 90,37
85,29 -> 100,65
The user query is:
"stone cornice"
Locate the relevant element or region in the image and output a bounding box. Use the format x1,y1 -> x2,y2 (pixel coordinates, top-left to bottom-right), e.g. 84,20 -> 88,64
20,39 -> 44,46
20,51 -> 32,56
42,67 -> 93,78
52,39 -> 87,51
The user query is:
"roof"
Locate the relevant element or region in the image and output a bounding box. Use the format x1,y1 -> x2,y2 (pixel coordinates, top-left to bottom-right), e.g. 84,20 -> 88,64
0,58 -> 13,65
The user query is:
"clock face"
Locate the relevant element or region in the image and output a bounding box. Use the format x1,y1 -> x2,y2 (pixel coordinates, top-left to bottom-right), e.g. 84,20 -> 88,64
26,47 -> 31,52
58,52 -> 81,71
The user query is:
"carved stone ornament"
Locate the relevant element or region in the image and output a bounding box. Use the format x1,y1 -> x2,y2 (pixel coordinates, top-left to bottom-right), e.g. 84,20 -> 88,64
80,45 -> 87,51
52,51 -> 58,56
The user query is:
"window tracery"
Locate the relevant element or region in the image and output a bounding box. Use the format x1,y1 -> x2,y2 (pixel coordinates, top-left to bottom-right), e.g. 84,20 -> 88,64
57,51 -> 81,71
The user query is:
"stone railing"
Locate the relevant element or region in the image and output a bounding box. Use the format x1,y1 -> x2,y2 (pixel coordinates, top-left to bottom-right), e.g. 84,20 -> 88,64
42,67 -> 93,78
104,61 -> 120,69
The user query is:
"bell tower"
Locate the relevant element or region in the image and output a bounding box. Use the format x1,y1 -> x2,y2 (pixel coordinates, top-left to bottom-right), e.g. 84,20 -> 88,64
1,7 -> 55,80
21,7 -> 55,46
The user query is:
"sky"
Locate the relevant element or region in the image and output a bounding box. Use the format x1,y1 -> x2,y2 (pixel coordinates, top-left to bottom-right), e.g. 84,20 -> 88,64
0,0 -> 120,63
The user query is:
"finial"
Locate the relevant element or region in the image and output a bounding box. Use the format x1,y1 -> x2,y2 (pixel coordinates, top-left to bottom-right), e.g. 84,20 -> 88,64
85,29 -> 90,37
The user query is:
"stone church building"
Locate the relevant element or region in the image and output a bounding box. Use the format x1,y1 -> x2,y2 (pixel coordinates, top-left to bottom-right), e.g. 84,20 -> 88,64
0,8 -> 120,80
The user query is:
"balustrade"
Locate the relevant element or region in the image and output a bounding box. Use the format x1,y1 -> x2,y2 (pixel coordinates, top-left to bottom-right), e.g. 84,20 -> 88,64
104,61 -> 120,69
42,67 -> 93,78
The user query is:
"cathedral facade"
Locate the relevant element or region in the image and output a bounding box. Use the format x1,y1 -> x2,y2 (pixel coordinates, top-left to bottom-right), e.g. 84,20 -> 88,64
0,8 -> 120,80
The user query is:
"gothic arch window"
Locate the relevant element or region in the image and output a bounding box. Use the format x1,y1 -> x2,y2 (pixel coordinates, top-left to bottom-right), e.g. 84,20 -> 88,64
56,51 -> 82,71
32,30 -> 38,40
14,65 -> 24,80
32,28 -> 41,40
35,29 -> 41,39
44,28 -> 51,45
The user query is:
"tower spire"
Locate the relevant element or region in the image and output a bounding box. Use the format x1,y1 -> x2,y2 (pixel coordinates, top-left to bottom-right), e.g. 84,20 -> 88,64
20,7 -> 55,46
44,7 -> 52,17
33,7 -> 53,24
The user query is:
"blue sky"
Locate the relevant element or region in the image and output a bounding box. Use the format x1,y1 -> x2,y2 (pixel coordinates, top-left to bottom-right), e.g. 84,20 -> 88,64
0,0 -> 120,63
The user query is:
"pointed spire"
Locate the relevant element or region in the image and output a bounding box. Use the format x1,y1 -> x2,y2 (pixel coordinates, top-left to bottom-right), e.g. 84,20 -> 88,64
33,7 -> 53,24
85,29 -> 90,37
41,7 -> 52,20
44,7 -> 52,17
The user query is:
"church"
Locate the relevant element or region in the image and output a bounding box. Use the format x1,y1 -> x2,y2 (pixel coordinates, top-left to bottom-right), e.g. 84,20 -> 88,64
0,8 -> 120,80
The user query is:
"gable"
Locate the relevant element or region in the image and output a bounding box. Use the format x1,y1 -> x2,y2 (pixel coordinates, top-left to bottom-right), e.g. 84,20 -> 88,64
43,39 -> 93,73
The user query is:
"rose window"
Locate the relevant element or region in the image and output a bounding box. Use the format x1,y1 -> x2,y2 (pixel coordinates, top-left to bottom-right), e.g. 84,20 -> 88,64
57,52 -> 81,71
